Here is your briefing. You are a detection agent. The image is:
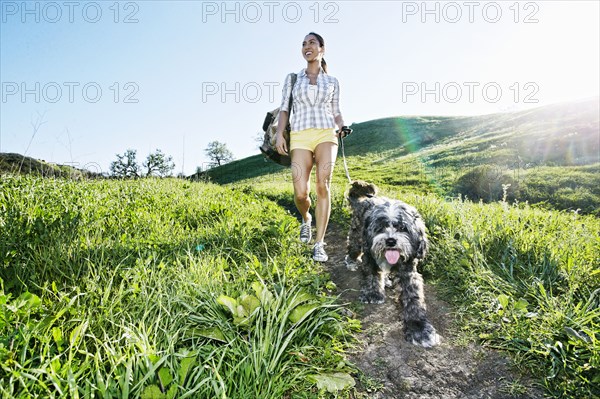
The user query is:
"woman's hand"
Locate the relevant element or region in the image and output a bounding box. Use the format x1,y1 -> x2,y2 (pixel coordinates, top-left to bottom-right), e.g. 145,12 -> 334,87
275,131 -> 288,155
334,115 -> 346,137
336,125 -> 352,138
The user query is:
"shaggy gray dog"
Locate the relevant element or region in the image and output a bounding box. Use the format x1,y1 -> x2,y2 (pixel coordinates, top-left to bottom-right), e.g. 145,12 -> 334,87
344,180 -> 440,347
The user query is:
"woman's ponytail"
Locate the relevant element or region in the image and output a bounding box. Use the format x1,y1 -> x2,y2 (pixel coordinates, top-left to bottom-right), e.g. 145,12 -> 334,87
308,32 -> 328,73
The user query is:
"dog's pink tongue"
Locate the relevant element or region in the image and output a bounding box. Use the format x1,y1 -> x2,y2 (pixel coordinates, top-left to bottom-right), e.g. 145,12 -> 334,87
385,249 -> 400,264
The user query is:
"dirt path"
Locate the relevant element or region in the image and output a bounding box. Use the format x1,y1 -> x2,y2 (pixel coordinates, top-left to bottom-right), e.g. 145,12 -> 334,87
321,222 -> 543,399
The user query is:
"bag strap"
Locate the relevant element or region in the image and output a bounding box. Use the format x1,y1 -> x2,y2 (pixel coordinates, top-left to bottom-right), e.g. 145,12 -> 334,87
288,73 -> 297,116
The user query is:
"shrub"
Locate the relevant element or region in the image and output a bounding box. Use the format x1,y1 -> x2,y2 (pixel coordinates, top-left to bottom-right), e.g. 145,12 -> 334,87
454,165 -> 519,202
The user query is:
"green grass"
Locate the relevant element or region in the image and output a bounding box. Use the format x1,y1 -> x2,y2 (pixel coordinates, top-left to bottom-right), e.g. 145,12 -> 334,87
517,164 -> 600,215
1,169 -> 598,397
229,174 -> 600,398
208,97 -> 600,214
401,192 -> 599,398
2,98 -> 598,398
0,176 -> 356,398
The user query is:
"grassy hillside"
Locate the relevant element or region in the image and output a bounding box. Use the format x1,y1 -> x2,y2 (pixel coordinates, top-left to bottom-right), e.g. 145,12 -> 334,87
226,177 -> 600,398
194,153 -> 287,185
0,177 -> 355,398
200,97 -> 600,396
0,153 -> 100,179
341,96 -> 598,165
1,175 -> 598,397
207,97 -> 599,214
1,97 -> 597,398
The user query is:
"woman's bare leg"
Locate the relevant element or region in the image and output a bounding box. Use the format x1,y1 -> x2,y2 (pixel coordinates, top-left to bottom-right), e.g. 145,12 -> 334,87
313,142 -> 338,243
291,149 -> 314,223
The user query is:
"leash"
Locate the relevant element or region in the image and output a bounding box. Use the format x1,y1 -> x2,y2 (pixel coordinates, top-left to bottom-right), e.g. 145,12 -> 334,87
337,127 -> 353,183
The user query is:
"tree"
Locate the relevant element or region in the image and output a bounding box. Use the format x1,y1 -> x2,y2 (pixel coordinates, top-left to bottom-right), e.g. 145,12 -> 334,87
110,149 -> 176,178
205,141 -> 234,167
110,149 -> 140,178
143,149 -> 175,177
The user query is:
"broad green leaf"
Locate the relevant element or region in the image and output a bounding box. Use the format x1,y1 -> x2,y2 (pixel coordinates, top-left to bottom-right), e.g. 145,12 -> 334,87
289,304 -> 318,324
289,291 -> 314,307
193,327 -> 226,343
12,292 -> 42,313
140,384 -> 164,399
158,367 -> 173,388
216,295 -> 237,315
50,358 -> 61,375
514,298 -> 529,312
21,292 -> 42,309
148,354 -> 160,365
252,282 -> 274,306
239,294 -> 260,314
0,292 -> 9,306
52,326 -> 64,348
251,282 -> 263,297
497,294 -> 509,309
308,372 -> 355,393
166,384 -> 178,399
235,304 -> 248,318
179,355 -> 195,385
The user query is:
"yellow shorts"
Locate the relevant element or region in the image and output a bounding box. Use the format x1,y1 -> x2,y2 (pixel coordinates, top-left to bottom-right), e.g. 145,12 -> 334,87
290,128 -> 338,153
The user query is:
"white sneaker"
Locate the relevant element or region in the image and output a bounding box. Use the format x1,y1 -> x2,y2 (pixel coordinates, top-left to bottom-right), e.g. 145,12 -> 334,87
299,216 -> 312,243
312,241 -> 328,262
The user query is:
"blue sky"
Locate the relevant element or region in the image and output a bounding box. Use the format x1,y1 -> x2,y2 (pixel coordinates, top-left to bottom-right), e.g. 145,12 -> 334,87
1,1 -> 598,175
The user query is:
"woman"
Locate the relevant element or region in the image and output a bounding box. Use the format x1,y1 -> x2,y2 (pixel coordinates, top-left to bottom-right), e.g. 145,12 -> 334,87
275,32 -> 347,262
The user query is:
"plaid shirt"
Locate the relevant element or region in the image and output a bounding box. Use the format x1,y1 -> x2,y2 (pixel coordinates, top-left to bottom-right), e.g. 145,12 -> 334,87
279,68 -> 341,132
